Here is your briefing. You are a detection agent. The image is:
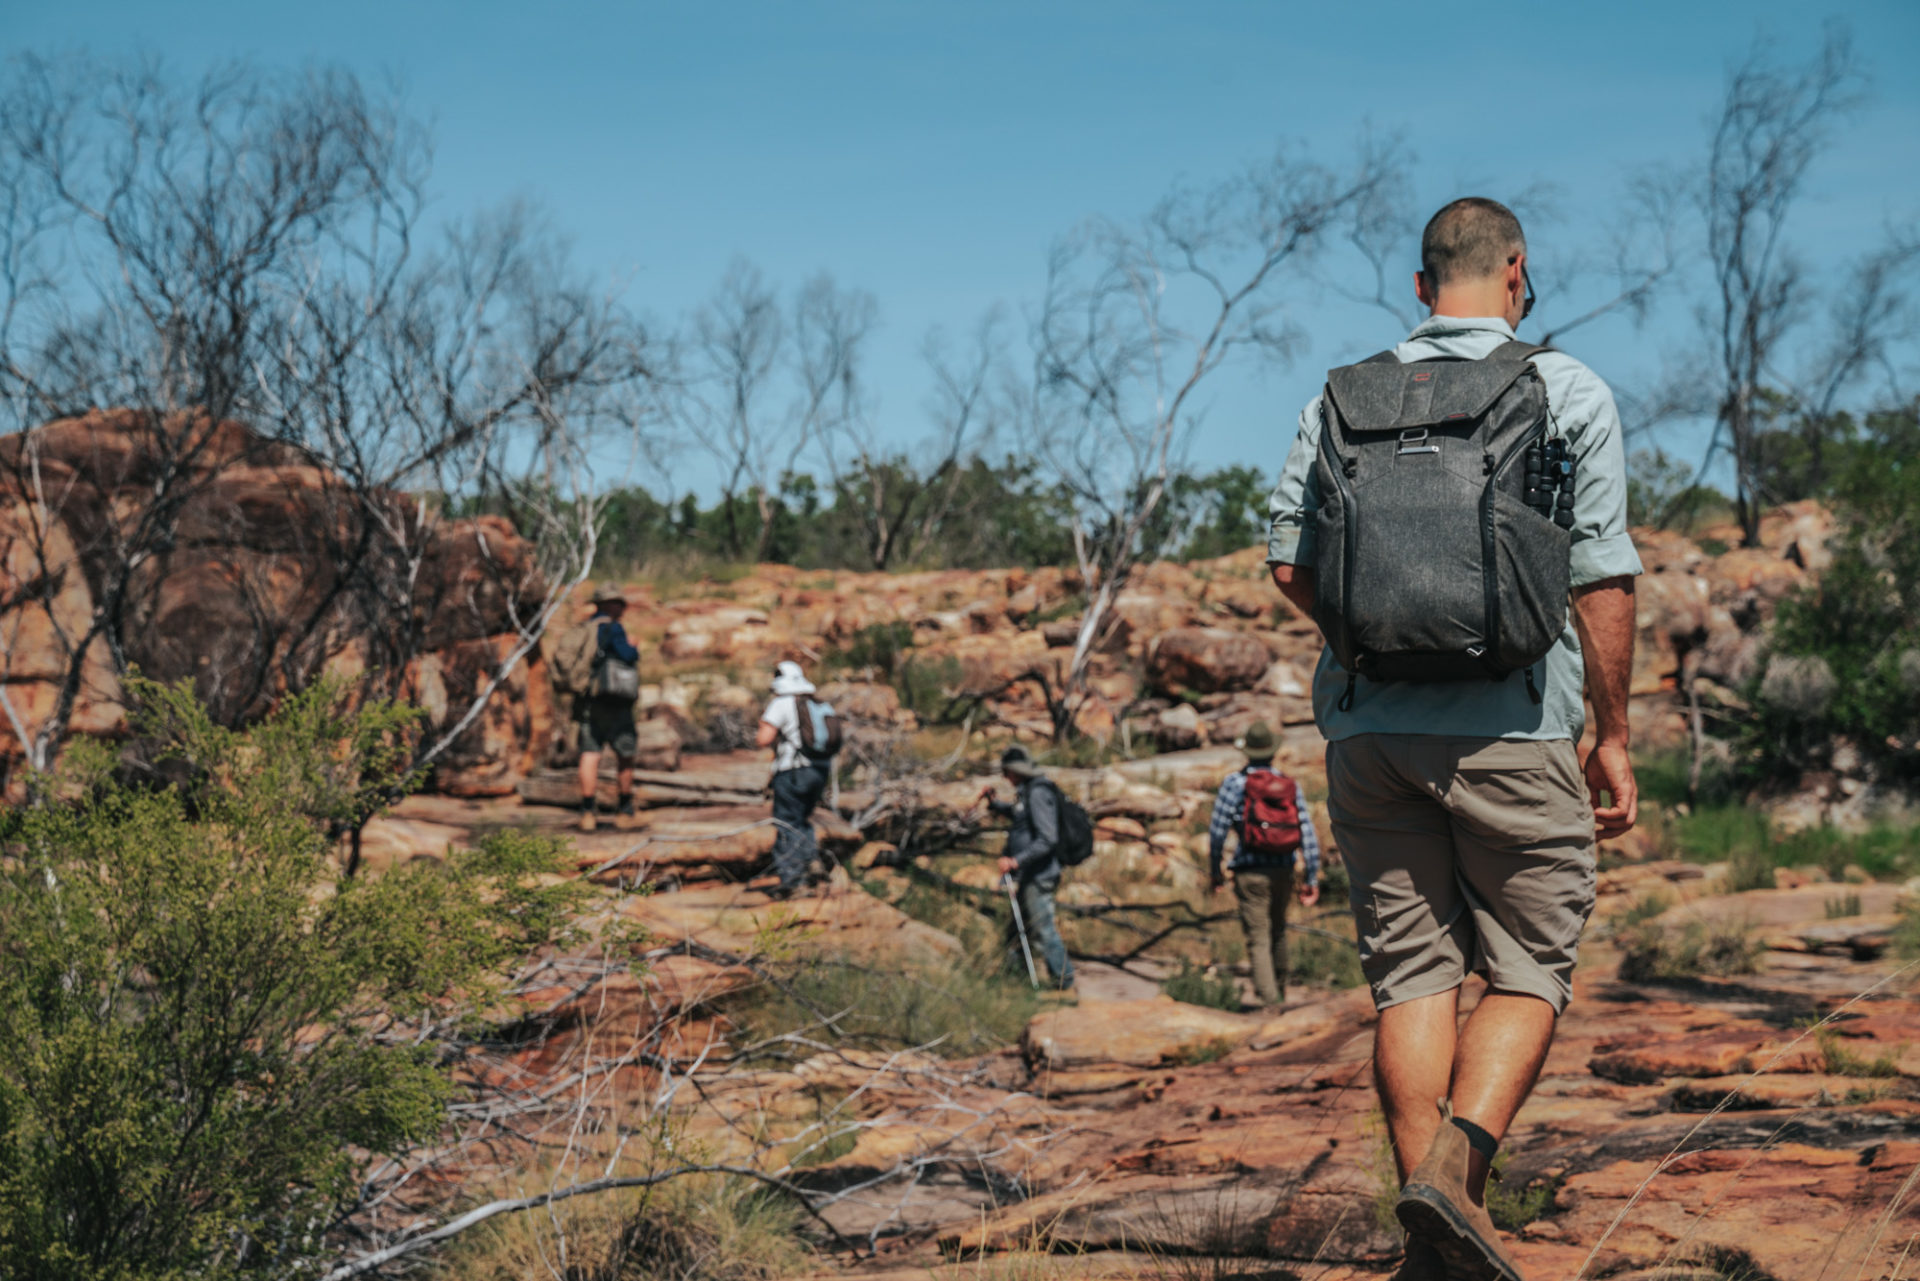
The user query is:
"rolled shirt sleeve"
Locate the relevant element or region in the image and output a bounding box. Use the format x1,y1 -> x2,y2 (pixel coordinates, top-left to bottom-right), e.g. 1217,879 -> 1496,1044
1550,363 -> 1643,587
1267,397 -> 1325,567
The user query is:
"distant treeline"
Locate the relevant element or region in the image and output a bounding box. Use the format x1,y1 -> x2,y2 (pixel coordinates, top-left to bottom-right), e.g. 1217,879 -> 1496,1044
595,457 -> 1275,574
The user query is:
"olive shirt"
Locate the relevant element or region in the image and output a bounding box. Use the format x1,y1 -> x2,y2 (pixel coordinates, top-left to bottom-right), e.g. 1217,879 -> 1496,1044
1266,315 -> 1642,743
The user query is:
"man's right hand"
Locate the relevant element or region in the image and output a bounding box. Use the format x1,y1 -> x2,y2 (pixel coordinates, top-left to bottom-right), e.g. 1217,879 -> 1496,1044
1585,739 -> 1639,841
1209,874 -> 1226,894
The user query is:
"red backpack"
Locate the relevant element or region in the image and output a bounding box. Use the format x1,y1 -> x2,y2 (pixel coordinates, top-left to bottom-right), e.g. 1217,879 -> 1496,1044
1241,767 -> 1303,856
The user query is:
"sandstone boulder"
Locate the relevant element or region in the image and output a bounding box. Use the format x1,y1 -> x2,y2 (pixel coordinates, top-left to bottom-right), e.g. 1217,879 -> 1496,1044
0,409 -> 553,798
1147,627 -> 1272,695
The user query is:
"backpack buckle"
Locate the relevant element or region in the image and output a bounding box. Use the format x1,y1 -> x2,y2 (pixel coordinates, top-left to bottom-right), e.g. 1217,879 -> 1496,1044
1397,428 -> 1439,456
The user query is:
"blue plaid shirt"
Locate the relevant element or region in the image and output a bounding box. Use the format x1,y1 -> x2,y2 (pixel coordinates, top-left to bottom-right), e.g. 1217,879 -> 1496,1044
1207,767 -> 1320,886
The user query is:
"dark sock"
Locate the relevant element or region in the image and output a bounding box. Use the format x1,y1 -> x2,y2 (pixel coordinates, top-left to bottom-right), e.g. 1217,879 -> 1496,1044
581,795 -> 597,814
616,793 -> 634,815
1451,1115 -> 1499,1161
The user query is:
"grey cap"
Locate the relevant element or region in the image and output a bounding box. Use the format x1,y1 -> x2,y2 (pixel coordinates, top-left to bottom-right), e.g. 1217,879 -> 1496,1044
590,581 -> 626,605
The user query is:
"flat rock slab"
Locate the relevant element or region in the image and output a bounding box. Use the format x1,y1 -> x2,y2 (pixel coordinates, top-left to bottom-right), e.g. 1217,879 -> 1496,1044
1550,1140 -> 1920,1280
622,881 -> 966,969
1023,997 -> 1264,1070
1655,882 -> 1905,929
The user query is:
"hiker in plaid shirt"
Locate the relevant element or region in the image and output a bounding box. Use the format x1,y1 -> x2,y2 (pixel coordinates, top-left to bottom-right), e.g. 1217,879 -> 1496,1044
1207,721 -> 1321,1011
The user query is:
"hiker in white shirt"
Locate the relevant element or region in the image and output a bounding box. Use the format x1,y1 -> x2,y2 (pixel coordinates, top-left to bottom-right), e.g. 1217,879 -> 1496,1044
755,661 -> 830,898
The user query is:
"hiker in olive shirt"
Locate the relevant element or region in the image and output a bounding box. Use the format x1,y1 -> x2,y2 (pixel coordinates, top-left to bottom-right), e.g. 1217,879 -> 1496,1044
979,745 -> 1074,991
1268,199 -> 1638,1281
1206,721 -> 1322,1012
575,583 -> 641,833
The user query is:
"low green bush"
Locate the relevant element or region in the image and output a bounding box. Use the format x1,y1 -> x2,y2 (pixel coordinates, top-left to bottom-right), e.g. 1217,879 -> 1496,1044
1615,914 -> 1763,983
1162,958 -> 1241,1010
0,678 -> 584,1281
1288,927 -> 1365,990
720,952 -> 1043,1062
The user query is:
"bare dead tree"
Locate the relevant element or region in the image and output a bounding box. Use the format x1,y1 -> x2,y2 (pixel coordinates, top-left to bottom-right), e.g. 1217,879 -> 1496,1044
674,259 -> 805,561
816,308 -> 1006,570
1026,141 -> 1397,739
1702,27 -> 1864,545
0,57 -> 415,780
0,56 -> 655,802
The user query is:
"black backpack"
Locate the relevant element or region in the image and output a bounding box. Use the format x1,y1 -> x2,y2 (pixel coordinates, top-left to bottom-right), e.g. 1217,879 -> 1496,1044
1039,779 -> 1095,868
1311,341 -> 1573,705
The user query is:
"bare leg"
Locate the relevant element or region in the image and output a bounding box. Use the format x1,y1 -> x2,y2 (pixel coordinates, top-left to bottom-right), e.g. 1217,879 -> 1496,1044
1373,988 -> 1460,1183
1447,990 -> 1557,1202
577,748 -> 601,802
616,756 -> 635,801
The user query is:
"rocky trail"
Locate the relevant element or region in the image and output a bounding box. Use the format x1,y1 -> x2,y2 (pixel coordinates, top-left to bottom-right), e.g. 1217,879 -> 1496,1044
364,751 -> 1920,1281
9,417 -> 1917,1274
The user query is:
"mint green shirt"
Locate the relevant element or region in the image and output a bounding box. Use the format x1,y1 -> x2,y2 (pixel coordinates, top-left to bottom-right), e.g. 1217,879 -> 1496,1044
1267,316 -> 1642,742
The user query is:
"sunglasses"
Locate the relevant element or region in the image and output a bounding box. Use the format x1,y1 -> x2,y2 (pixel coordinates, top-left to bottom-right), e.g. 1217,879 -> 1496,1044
1521,264 -> 1536,321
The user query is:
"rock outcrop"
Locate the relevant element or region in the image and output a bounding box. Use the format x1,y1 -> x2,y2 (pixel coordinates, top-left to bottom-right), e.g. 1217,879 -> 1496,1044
0,409 -> 554,799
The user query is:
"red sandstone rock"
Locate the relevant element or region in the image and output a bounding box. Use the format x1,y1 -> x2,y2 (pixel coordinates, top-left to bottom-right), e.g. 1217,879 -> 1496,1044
1146,627 -> 1273,695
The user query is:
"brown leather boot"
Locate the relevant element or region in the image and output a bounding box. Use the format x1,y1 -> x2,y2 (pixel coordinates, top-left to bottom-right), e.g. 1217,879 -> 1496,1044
1391,1238 -> 1448,1280
1395,1100 -> 1523,1281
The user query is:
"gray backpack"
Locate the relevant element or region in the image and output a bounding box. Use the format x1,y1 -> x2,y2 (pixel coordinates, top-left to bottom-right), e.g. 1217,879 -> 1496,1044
1311,341 -> 1573,707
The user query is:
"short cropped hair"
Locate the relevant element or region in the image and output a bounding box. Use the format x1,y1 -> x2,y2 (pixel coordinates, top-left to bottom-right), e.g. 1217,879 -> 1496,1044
1420,198 -> 1526,287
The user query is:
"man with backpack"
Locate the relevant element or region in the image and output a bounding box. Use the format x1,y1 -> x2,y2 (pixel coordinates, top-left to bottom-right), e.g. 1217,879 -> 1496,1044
1206,721 -> 1321,1013
755,660 -> 841,899
564,583 -> 643,833
979,744 -> 1088,991
1266,198 -> 1639,1281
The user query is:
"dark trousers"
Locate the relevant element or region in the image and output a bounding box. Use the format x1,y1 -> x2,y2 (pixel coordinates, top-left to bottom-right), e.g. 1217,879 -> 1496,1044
771,764 -> 828,888
1006,872 -> 1073,988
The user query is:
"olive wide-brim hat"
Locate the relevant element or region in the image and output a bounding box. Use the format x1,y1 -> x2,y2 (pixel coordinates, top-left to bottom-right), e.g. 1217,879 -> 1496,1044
999,744 -> 1043,779
1238,720 -> 1277,761
589,581 -> 626,605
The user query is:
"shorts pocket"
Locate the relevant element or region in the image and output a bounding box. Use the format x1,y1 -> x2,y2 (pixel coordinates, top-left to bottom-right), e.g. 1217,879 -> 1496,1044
1447,739 -> 1552,843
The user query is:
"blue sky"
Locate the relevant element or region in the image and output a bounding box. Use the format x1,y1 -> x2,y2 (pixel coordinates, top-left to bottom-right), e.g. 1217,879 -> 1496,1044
9,1 -> 1920,497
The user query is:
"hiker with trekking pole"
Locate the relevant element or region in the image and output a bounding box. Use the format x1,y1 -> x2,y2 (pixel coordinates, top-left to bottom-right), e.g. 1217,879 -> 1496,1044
1267,198 -> 1639,1281
976,744 -> 1092,992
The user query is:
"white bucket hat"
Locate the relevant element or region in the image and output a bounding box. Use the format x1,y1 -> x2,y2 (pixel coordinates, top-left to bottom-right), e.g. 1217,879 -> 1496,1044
771,660 -> 815,697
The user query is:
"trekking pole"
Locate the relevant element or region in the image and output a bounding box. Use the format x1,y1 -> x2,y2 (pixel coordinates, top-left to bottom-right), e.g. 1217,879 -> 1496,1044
1003,874 -> 1040,988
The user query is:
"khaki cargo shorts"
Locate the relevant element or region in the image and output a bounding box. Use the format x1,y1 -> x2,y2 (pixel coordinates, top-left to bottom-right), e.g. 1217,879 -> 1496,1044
1326,734 -> 1595,1014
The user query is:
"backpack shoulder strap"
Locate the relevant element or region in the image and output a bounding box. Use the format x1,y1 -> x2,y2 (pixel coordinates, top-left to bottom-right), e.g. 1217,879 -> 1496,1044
1485,340 -> 1551,363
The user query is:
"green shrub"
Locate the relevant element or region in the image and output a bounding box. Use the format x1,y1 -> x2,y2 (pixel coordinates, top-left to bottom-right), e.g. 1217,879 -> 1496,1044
1615,914 -> 1763,983
453,1167 -> 811,1281
1895,903 -> 1920,960
1166,1035 -> 1237,1066
1288,928 -> 1365,990
720,952 -> 1042,1062
1485,1153 -> 1557,1232
1816,1029 -> 1900,1078
1162,958 -> 1241,1010
826,620 -> 916,677
1726,843 -> 1778,893
0,679 -> 583,1281
1746,403 -> 1920,785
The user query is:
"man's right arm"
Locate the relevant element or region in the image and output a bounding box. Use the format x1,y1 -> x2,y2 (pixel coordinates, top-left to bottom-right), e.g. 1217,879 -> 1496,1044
1267,397 -> 1323,617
